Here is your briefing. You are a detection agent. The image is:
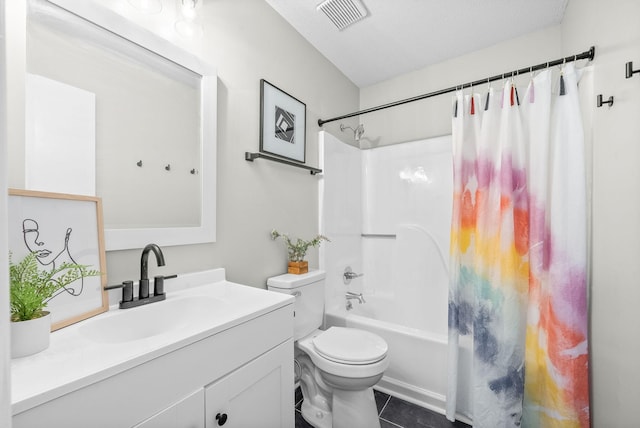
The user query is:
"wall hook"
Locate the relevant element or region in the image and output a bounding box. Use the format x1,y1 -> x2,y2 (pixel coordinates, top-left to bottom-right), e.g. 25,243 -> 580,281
626,61 -> 640,79
165,164 -> 171,171
136,160 -> 143,167
596,94 -> 614,108
190,168 -> 198,175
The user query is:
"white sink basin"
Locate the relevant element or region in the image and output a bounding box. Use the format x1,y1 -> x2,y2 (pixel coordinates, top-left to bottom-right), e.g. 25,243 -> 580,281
79,296 -> 221,344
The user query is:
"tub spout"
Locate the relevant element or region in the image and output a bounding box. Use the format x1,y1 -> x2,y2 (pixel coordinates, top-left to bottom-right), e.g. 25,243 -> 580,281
346,291 -> 366,304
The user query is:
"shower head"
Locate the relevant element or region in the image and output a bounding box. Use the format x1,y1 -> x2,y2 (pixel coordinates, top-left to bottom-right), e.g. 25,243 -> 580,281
340,123 -> 365,141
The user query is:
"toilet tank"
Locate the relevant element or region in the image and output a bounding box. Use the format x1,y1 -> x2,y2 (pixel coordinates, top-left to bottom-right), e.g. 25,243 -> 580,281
267,270 -> 325,340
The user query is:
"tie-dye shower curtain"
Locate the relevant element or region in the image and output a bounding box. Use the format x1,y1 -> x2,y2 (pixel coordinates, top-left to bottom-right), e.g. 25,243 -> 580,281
447,63 -> 589,427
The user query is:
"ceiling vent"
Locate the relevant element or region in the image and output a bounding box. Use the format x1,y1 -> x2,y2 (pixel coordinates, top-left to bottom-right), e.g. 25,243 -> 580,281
317,0 -> 368,31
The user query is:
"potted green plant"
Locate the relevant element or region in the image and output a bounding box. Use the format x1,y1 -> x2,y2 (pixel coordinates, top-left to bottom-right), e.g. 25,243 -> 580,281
270,229 -> 329,274
9,252 -> 100,358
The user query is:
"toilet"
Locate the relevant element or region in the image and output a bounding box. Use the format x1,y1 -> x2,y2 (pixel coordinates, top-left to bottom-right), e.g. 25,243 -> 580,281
267,270 -> 389,428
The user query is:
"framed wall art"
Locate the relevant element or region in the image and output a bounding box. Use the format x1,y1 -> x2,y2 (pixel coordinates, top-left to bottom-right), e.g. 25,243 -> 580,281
8,189 -> 108,330
259,79 -> 307,163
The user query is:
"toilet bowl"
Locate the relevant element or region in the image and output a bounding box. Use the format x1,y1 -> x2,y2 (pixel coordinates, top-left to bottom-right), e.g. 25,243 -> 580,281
267,270 -> 389,428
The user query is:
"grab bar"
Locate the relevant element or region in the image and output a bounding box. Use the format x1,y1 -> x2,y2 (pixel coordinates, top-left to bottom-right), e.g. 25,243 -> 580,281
361,233 -> 396,238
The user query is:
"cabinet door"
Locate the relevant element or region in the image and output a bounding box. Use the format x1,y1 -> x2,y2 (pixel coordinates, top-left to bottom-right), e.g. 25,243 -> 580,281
134,388 -> 205,428
205,340 -> 294,428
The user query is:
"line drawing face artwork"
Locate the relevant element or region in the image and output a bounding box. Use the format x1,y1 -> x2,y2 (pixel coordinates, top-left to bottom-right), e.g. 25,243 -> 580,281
22,218 -> 86,302
9,189 -> 108,329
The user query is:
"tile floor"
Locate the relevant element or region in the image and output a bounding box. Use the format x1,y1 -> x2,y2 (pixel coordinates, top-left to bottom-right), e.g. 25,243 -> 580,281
294,387 -> 470,428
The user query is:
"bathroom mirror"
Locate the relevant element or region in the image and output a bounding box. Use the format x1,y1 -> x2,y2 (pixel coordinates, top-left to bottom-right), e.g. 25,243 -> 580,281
26,0 -> 216,250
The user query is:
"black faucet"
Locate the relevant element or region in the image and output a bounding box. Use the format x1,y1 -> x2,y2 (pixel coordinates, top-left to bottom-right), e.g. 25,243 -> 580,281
104,243 -> 177,309
139,243 -> 165,299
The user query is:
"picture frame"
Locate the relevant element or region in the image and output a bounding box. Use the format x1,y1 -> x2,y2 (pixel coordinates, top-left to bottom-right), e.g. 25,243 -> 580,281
8,189 -> 108,331
259,79 -> 307,163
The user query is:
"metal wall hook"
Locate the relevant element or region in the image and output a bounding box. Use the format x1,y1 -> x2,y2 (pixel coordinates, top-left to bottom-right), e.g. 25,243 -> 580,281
136,160 -> 143,167
165,164 -> 171,171
626,61 -> 640,79
190,168 -> 198,175
597,94 -> 614,108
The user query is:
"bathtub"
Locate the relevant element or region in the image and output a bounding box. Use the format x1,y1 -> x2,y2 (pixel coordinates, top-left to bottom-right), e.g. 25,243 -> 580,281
324,307 -> 472,423
325,308 -> 448,410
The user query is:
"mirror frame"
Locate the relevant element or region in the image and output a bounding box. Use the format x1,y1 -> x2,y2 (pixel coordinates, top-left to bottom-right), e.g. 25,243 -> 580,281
37,0 -> 216,251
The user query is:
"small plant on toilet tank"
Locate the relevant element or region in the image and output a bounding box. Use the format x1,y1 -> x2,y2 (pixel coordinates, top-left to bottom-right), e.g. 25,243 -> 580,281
270,229 -> 329,274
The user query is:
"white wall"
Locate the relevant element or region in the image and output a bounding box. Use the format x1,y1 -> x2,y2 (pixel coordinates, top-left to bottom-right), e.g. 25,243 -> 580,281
359,26 -> 562,147
562,1 -> 640,426
2,0 -> 20,425
6,0 -> 359,293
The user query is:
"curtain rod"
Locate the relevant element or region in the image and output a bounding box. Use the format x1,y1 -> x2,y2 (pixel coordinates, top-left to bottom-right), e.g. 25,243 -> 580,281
317,46 -> 595,127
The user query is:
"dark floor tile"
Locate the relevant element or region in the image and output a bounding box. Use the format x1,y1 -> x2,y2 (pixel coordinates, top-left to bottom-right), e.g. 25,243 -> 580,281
294,386 -> 469,428
295,386 -> 304,410
380,417 -> 403,428
374,389 -> 391,415
295,409 -> 315,428
380,396 -> 469,428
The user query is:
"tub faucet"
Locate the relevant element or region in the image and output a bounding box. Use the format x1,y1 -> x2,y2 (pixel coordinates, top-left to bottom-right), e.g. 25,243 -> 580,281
346,291 -> 365,310
346,291 -> 366,304
140,243 -> 165,299
343,266 -> 364,284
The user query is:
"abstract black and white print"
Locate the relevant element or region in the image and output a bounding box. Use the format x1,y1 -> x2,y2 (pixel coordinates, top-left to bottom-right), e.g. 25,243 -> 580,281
274,106 -> 295,144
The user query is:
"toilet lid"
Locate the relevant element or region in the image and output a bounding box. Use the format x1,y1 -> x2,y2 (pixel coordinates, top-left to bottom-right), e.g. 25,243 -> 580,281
312,327 -> 388,365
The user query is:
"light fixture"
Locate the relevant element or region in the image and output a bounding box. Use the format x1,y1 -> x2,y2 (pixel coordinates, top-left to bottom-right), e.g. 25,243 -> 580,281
175,0 -> 203,38
127,0 -> 163,14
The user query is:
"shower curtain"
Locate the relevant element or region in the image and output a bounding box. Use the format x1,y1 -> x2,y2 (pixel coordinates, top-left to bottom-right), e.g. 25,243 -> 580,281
447,63 -> 589,427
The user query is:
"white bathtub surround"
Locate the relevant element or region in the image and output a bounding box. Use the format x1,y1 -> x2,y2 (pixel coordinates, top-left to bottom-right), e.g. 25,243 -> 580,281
319,131 -> 472,421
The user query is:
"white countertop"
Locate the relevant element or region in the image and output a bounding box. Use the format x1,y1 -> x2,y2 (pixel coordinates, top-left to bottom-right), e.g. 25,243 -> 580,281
11,269 -> 293,415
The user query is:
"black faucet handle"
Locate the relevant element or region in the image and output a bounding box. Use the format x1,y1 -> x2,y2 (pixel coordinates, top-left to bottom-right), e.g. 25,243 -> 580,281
153,274 -> 177,296
104,280 -> 134,303
153,275 -> 164,296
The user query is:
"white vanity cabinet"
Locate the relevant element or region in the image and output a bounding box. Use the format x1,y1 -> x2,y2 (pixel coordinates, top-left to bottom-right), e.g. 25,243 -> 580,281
205,340 -> 291,427
12,277 -> 295,428
134,389 -> 205,428
133,340 -> 293,428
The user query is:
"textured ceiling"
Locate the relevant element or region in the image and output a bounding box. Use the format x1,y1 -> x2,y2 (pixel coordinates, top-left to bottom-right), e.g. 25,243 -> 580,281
265,0 -> 569,87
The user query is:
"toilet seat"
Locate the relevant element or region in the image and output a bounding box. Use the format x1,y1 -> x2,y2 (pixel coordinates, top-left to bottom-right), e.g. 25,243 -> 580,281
297,328 -> 389,379
312,327 -> 387,365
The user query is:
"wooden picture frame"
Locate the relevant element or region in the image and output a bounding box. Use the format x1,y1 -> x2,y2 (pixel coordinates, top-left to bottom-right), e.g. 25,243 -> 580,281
8,189 -> 108,330
259,79 -> 307,163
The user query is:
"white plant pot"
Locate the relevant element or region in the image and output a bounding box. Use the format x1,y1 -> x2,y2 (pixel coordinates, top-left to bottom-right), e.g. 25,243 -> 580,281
11,311 -> 51,358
